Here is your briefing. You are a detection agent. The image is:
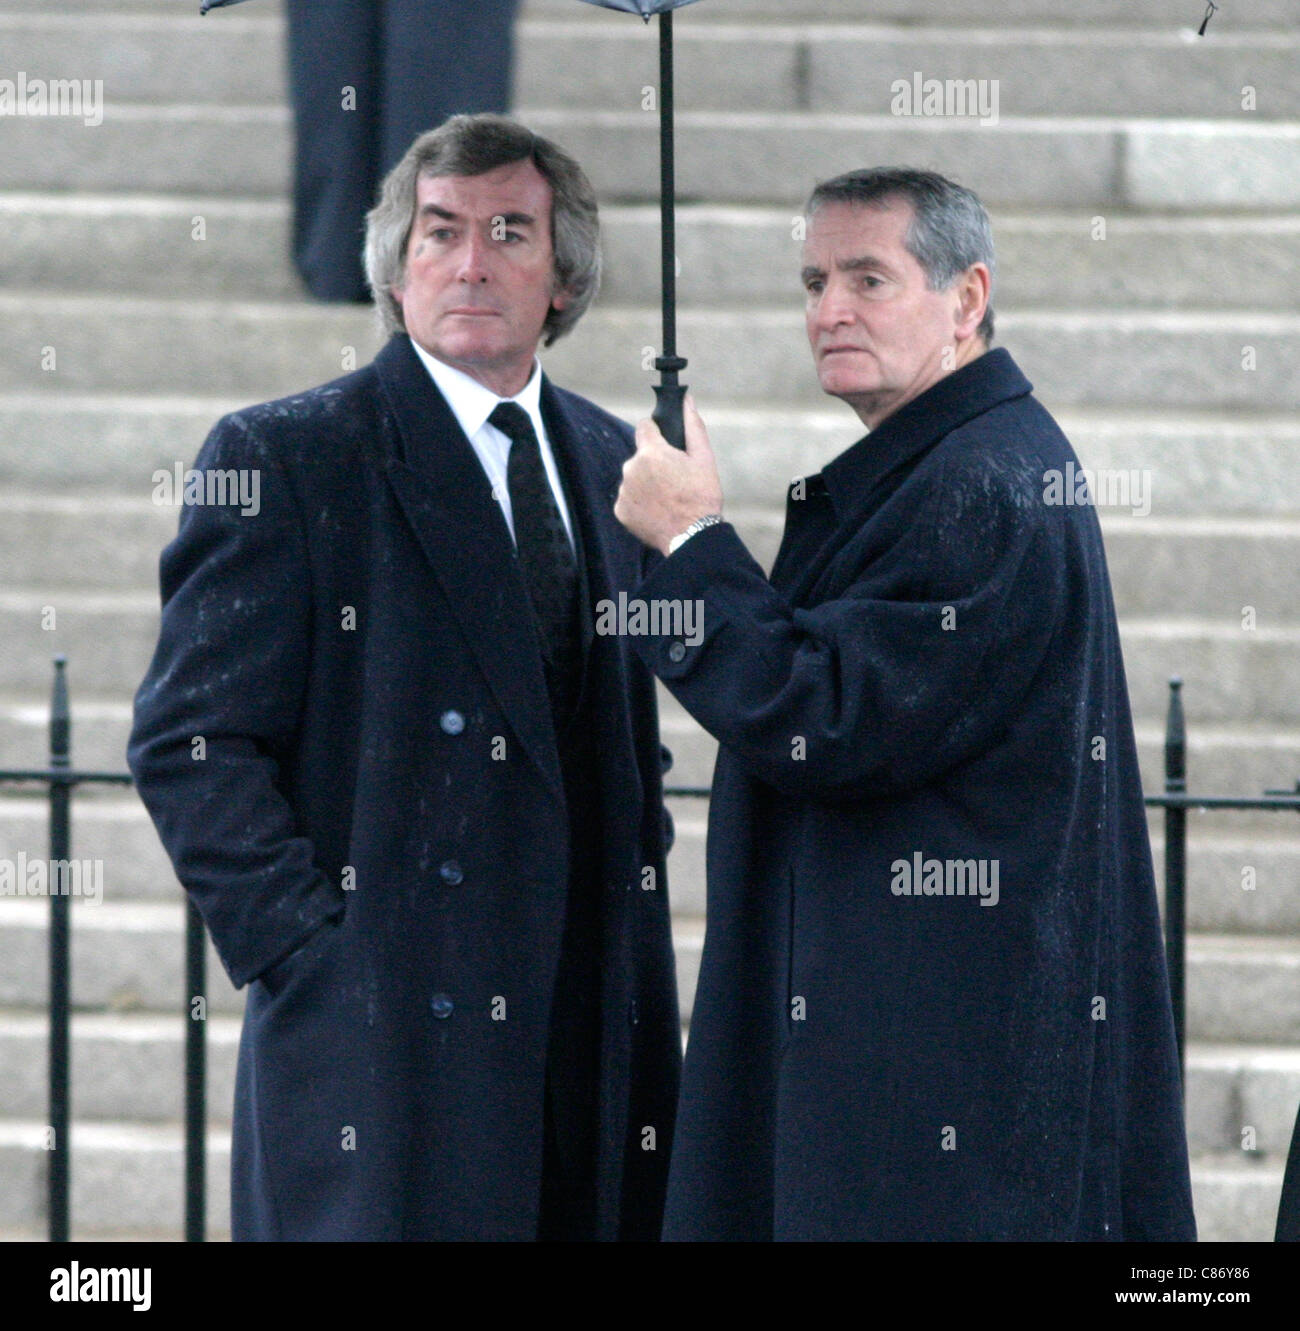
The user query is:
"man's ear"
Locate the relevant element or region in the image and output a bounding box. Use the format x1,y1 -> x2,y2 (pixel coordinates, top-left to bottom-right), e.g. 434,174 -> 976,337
953,263 -> 990,340
550,285 -> 572,313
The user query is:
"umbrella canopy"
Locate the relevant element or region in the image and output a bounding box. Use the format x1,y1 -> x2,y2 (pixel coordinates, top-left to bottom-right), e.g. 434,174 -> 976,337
578,0 -> 702,15
203,1 -> 703,14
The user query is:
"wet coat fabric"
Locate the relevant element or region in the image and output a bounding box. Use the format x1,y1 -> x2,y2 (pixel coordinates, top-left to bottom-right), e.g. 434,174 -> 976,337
128,334 -> 681,1240
631,348 -> 1196,1241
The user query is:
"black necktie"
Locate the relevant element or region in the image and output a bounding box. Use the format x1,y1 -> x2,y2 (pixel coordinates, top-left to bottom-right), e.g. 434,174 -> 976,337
489,402 -> 580,717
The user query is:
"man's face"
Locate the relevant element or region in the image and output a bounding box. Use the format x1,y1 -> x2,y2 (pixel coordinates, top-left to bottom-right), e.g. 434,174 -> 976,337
801,199 -> 985,428
393,160 -> 568,397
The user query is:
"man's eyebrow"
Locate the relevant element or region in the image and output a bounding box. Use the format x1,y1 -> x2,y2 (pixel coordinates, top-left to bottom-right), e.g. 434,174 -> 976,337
414,205 -> 537,225
801,254 -> 893,284
837,254 -> 891,273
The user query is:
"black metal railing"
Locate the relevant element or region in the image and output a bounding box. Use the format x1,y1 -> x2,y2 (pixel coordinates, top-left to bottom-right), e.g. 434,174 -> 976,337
1,655 -> 1296,1239
0,656 -> 203,1242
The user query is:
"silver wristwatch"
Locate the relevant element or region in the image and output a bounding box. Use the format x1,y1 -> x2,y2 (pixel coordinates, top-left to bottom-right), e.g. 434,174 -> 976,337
668,513 -> 724,555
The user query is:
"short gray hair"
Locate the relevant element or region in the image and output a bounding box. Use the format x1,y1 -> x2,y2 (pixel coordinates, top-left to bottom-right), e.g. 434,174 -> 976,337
806,167 -> 995,343
364,114 -> 601,347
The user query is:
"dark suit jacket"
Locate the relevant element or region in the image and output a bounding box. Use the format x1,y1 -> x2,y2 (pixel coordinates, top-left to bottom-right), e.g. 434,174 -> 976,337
127,333 -> 681,1240
630,348 -> 1196,1240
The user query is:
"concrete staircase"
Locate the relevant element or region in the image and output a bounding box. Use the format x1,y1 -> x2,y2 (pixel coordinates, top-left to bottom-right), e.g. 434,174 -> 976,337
1,0 -> 1297,1241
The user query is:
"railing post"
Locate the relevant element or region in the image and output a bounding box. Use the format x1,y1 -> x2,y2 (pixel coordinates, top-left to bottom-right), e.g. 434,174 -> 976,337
47,655 -> 71,1242
1163,676 -> 1187,1090
185,901 -> 206,1242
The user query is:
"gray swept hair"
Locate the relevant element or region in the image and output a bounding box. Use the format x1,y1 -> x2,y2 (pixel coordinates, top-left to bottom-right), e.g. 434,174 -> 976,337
806,167 -> 996,343
364,114 -> 601,347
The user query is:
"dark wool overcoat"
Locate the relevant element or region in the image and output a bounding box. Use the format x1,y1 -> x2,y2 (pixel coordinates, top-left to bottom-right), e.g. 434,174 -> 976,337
128,333 -> 681,1240
631,348 -> 1196,1241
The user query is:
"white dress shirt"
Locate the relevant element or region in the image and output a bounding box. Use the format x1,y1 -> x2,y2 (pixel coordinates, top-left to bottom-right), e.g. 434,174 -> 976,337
409,341 -> 575,551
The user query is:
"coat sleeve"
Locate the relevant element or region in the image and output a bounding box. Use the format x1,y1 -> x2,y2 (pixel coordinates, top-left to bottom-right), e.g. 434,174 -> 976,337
628,449 -> 1068,801
127,413 -> 345,989
640,540 -> 676,852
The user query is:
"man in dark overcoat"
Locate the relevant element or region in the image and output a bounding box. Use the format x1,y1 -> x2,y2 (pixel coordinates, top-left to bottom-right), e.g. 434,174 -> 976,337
614,167 -> 1196,1240
128,115 -> 680,1241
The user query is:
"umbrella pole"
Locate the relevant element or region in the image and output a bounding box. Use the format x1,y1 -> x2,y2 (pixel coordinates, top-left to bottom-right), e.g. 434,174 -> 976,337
651,10 -> 688,449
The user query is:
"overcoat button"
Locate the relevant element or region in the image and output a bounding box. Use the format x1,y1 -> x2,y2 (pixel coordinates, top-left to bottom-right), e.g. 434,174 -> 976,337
439,860 -> 464,886
431,993 -> 454,1019
628,998 -> 639,1027
667,641 -> 686,663
439,710 -> 465,735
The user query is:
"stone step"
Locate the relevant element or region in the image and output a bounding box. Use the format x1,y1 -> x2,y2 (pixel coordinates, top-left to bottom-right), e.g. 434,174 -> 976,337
1189,1154 -> 1288,1243
662,702 -> 1300,808
7,0 -> 1297,28
8,193 -> 1300,314
0,193 -> 302,301
1118,623 -> 1300,727
1188,936 -> 1300,1045
720,509 -> 1300,625
0,892 -> 1297,1041
1133,726 -> 1300,809
0,591 -> 163,703
7,13 -> 1298,118
527,27 -> 1300,121
788,30 -> 1300,120
1188,1047 -> 1300,1163
0,11 -> 287,107
653,687 -> 1300,798
607,212 -> 1300,313
2,395 -> 1298,520
4,104 -> 1298,210
0,794 -> 181,904
4,687 -> 1295,817
0,896 -> 707,1029
2,588 -> 1297,719
699,410 -> 1300,520
6,489 -> 1298,623
5,294 -> 1299,412
0,756 -> 1296,923
663,804 -> 1300,927
0,1117 -> 1282,1242
521,0 -> 1300,29
2,1004 -> 1296,1164
0,1010 -> 240,1126
1147,834 -> 1300,937
0,495 -> 179,591
0,898 -> 243,1015
0,1118 -> 231,1239
0,1151 -> 1282,1243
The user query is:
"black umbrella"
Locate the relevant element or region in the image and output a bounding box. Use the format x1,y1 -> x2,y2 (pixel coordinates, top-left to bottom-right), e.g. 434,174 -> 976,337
202,0 -> 702,447
578,1 -> 703,448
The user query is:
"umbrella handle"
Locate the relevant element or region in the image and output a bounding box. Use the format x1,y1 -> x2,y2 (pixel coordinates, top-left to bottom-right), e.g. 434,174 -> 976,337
653,381 -> 688,451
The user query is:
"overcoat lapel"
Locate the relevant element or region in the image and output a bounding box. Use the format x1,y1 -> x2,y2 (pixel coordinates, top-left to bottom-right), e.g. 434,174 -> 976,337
373,335 -> 564,804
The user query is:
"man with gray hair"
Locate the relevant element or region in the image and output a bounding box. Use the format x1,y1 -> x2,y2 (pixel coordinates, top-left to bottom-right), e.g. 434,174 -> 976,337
614,167 -> 1195,1239
129,114 -> 681,1241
